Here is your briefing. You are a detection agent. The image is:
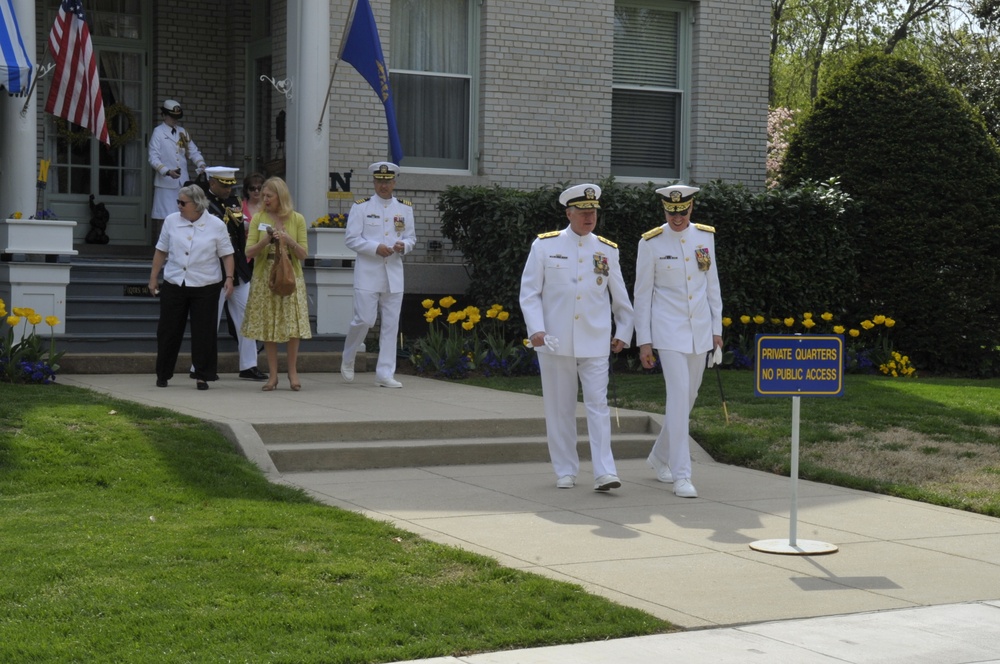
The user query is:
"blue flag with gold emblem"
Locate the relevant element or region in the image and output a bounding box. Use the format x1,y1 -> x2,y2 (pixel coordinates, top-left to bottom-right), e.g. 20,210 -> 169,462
338,0 -> 403,164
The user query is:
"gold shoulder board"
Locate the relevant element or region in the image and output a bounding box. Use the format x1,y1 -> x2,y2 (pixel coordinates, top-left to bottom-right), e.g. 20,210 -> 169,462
694,223 -> 716,233
641,226 -> 664,241
537,230 -> 560,239
399,198 -> 413,207
597,235 -> 618,249
355,196 -> 370,205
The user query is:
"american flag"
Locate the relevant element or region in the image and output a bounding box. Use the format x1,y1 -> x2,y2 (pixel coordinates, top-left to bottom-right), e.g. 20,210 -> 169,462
45,0 -> 109,145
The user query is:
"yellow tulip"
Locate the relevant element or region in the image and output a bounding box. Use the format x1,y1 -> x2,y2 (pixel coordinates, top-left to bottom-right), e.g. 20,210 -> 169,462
491,304 -> 503,312
802,318 -> 816,329
46,316 -> 60,327
462,321 -> 474,331
7,315 -> 21,327
740,315 -> 750,324
784,317 -> 795,327
447,312 -> 462,324
803,312 -> 813,320
833,325 -> 845,334
849,329 -> 860,337
753,315 -> 764,324
28,314 -> 42,326
861,320 -> 874,330
722,317 -> 732,327
771,318 -> 781,325
873,315 -> 886,325
885,318 -> 896,328
497,311 -> 510,321
821,312 -> 833,321
486,308 -> 498,318
439,296 -> 457,308
421,298 -> 435,309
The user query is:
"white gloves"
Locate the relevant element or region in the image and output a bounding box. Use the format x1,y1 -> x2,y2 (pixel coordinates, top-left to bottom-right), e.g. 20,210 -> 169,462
532,335 -> 560,352
706,346 -> 723,368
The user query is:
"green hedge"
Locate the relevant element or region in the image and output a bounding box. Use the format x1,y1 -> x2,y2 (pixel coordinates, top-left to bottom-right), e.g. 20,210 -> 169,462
782,53 -> 1000,375
439,178 -> 859,338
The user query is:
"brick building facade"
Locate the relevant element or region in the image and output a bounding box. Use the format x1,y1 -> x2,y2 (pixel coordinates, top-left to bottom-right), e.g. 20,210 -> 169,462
27,0 -> 768,295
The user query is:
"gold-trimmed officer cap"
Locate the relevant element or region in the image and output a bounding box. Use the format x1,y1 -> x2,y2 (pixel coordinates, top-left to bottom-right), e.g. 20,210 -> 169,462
559,183 -> 602,209
205,166 -> 239,185
369,161 -> 399,180
655,184 -> 700,212
161,99 -> 183,119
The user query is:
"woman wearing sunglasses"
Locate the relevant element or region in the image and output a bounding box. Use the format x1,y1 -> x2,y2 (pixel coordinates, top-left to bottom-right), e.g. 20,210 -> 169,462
147,184 -> 235,390
241,172 -> 266,233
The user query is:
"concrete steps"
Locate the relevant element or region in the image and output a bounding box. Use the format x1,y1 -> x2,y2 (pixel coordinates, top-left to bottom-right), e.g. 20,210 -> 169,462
257,414 -> 657,472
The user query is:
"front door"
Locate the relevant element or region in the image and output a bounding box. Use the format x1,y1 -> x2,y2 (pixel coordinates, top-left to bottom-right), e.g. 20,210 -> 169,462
44,1 -> 150,246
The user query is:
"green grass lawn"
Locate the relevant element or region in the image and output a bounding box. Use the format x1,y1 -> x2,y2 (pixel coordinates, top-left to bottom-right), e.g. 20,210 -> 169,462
465,370 -> 1000,517
0,384 -> 670,663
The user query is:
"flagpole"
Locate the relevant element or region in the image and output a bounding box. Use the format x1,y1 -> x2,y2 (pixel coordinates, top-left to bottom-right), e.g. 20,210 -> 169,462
317,0 -> 360,133
19,49 -> 50,118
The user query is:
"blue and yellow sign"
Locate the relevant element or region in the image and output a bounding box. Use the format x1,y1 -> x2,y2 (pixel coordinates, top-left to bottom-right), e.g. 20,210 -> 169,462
755,335 -> 844,397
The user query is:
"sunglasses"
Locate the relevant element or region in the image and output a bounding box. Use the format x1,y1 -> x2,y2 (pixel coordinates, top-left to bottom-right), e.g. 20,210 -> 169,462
246,186 -> 261,192
176,199 -> 190,207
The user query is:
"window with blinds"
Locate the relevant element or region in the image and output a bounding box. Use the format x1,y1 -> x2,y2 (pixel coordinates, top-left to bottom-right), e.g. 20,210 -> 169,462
612,2 -> 687,179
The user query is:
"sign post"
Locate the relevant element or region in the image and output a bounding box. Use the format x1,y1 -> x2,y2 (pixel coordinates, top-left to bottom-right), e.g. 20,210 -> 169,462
750,334 -> 843,556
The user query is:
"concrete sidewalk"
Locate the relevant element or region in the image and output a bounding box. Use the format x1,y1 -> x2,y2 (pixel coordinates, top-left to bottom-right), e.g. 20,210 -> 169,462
60,371 -> 1000,663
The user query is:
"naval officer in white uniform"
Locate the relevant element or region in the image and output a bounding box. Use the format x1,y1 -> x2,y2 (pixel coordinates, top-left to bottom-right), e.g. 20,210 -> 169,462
519,183 -> 634,491
148,100 -> 206,239
634,184 -> 723,498
341,162 -> 417,388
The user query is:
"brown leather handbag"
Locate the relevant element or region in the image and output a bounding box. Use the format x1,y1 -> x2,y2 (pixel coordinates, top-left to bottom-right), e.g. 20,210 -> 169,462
268,243 -> 296,296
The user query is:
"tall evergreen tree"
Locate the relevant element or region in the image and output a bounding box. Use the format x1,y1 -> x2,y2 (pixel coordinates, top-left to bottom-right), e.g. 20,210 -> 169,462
783,52 -> 1000,374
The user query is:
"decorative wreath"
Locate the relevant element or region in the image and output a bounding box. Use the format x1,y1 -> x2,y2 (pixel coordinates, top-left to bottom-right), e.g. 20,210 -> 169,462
55,117 -> 91,147
55,102 -> 138,150
106,103 -> 138,150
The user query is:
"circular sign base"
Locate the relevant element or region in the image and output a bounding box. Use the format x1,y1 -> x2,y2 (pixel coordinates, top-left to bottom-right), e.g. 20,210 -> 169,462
750,539 -> 839,555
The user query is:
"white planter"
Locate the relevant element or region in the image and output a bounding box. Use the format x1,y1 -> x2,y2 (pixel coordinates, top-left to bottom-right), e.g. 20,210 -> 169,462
0,262 -> 71,335
1,218 -> 78,255
304,265 -> 354,335
307,227 -> 352,260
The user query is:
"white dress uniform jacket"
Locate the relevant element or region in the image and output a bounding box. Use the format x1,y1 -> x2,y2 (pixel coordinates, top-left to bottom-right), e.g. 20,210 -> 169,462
634,223 -> 722,354
148,122 -> 206,219
520,227 -> 634,357
345,195 -> 417,293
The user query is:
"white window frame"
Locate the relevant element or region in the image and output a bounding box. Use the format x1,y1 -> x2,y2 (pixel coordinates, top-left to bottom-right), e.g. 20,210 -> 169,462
389,0 -> 479,175
611,0 -> 692,183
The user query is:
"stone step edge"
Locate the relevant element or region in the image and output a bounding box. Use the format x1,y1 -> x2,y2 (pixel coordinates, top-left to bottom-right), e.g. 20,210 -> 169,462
267,436 -> 655,473
255,415 -> 654,444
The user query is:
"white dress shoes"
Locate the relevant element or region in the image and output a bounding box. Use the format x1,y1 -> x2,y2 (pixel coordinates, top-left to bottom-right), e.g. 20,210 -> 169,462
594,474 -> 622,491
340,361 -> 354,382
556,475 -> 576,489
673,478 -> 698,498
647,453 -> 673,483
375,376 -> 403,388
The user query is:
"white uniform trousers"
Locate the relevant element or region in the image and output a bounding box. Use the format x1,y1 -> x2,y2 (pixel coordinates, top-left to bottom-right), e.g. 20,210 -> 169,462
649,350 -> 706,482
537,353 -> 618,480
342,289 -> 403,382
190,281 -> 257,373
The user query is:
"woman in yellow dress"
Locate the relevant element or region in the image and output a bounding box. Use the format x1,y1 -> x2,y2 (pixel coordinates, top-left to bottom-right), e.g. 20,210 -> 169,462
242,177 -> 312,391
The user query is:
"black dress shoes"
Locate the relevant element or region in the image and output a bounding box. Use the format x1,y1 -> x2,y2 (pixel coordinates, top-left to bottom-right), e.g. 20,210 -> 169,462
196,381 -> 209,390
156,379 -> 168,388
239,367 -> 269,381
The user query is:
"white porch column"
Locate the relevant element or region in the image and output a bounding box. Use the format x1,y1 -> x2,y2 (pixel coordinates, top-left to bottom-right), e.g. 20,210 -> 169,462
0,0 -> 38,220
286,0 -> 331,224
